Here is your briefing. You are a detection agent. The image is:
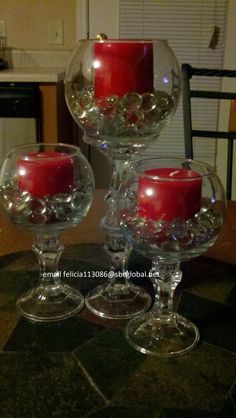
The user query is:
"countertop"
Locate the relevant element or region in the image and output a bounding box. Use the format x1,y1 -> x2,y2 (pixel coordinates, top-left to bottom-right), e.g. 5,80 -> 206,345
0,67 -> 65,83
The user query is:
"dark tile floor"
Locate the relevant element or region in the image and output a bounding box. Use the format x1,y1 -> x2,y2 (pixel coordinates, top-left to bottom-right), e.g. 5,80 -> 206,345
0,244 -> 235,418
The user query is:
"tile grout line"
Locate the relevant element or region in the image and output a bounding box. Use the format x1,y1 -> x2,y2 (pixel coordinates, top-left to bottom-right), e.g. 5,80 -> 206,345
72,327 -> 109,351
204,341 -> 236,356
72,352 -> 110,406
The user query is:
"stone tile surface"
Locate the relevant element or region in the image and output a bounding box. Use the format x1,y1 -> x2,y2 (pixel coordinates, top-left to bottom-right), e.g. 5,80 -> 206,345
0,244 -> 235,417
0,352 -> 105,417
178,291 -> 236,352
0,311 -> 19,349
4,316 -> 105,353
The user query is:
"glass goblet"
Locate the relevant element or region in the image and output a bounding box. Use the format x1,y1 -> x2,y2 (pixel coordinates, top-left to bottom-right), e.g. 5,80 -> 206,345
118,157 -> 226,356
0,143 -> 94,322
64,38 -> 180,319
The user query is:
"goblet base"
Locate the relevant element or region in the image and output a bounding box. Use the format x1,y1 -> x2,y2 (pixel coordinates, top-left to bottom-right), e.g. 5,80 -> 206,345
126,311 -> 199,357
85,282 -> 152,319
16,284 -> 84,322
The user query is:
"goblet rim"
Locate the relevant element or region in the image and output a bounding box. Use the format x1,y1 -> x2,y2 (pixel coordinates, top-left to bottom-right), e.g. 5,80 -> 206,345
133,156 -> 216,181
4,142 -> 83,160
77,38 -> 169,44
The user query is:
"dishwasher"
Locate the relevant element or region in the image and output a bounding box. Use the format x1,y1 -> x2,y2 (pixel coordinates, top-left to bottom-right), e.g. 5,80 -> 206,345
0,82 -> 41,162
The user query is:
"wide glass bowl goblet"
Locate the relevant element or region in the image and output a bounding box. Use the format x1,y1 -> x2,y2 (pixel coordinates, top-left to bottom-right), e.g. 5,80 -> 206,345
64,38 -> 180,319
0,143 -> 94,322
118,157 -> 226,356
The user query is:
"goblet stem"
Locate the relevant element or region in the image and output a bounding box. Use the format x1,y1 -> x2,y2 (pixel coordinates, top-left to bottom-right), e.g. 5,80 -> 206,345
85,158 -> 152,318
152,261 -> 181,312
101,159 -> 131,243
149,259 -> 182,309
126,259 -> 199,356
16,234 -> 84,322
33,234 -> 64,286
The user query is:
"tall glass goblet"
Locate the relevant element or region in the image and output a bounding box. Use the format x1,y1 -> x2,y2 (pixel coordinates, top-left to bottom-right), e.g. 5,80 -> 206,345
64,38 -> 180,319
0,143 -> 94,322
118,157 -> 226,356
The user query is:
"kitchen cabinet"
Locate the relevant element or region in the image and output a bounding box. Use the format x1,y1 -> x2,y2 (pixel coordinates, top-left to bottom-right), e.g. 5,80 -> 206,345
0,68 -> 69,137
0,68 -> 79,147
0,68 -> 110,188
39,81 -> 75,144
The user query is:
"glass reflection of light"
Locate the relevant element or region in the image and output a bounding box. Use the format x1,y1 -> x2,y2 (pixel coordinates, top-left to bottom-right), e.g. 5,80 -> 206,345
93,59 -> 101,69
145,187 -> 154,197
18,167 -> 26,177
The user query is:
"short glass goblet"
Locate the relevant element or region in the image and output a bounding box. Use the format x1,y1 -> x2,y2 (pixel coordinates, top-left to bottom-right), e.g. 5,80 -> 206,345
65,38 -> 180,319
0,143 -> 94,322
118,157 -> 226,356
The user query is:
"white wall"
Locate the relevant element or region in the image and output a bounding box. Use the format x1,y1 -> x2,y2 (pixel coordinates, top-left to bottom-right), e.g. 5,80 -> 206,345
88,0 -> 119,38
0,0 -> 77,50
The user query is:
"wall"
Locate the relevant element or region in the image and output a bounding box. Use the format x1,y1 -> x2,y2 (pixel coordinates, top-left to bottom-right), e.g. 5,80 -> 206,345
217,0 -> 236,198
88,0 -> 236,197
88,0 -> 119,38
0,0 -> 77,50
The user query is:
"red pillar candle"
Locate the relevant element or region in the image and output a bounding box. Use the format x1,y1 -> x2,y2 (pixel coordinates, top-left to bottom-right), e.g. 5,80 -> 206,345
94,41 -> 153,98
138,168 -> 202,222
17,151 -> 75,199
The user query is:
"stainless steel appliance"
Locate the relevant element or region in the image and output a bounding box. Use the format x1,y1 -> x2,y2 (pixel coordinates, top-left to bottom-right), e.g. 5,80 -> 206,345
0,82 -> 40,161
